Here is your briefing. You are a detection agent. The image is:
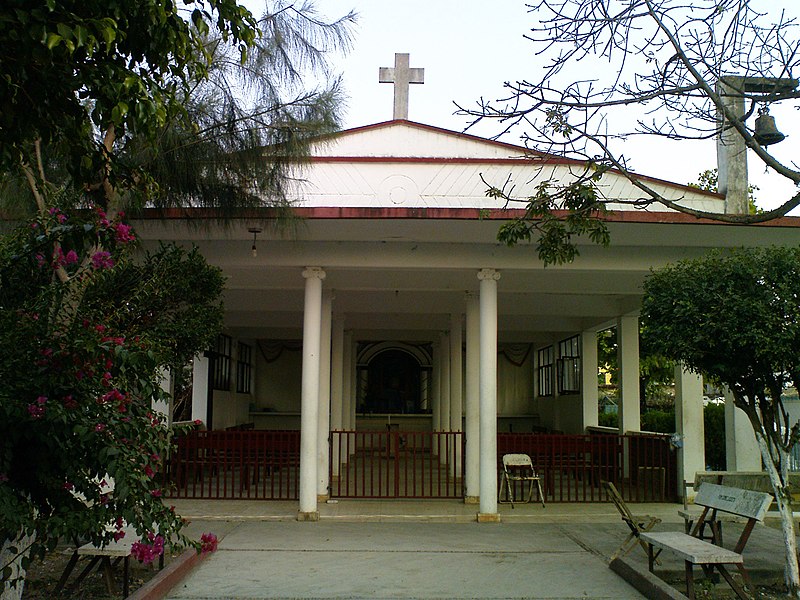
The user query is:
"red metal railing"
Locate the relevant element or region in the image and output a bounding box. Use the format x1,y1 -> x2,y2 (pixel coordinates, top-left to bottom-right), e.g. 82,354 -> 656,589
329,430 -> 464,499
497,432 -> 677,502
165,429 -> 675,502
166,430 -> 300,500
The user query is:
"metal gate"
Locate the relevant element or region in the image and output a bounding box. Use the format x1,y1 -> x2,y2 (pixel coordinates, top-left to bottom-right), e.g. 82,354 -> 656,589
329,430 -> 464,499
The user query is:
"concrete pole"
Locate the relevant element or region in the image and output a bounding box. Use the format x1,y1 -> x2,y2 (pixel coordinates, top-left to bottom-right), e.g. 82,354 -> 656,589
717,77 -> 749,215
316,291 -> 332,501
450,313 -> 464,477
617,315 -> 641,434
717,78 -> 761,470
478,268 -> 500,522
465,293 -> 480,503
675,364 -> 706,498
330,317 -> 344,478
298,267 -> 325,521
581,331 -> 599,430
439,331 -> 451,463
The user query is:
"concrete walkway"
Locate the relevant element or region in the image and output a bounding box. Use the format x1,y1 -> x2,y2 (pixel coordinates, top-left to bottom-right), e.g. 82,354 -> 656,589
161,499 -> 790,600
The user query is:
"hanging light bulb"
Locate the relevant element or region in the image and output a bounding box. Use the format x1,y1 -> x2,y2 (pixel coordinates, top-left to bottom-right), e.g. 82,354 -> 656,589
248,228 -> 262,258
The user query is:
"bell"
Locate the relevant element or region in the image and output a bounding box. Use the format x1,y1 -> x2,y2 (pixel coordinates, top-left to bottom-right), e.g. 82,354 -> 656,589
753,107 -> 785,146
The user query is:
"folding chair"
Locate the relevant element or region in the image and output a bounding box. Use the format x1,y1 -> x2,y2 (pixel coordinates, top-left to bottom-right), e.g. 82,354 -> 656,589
498,453 -> 545,508
604,480 -> 661,562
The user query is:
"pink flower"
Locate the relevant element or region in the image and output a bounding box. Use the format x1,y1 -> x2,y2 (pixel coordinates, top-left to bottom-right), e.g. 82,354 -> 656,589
95,423 -> 106,432
150,488 -> 162,497
144,465 -> 155,478
27,401 -> 45,418
35,254 -> 46,267
63,481 -> 74,491
64,250 -> 78,264
131,534 -> 165,565
113,530 -> 126,542
115,223 -> 135,244
62,395 -> 78,409
91,251 -> 114,270
200,532 -> 218,554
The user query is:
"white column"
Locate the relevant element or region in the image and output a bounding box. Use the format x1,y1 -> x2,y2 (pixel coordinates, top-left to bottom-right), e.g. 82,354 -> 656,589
153,368 -> 172,425
725,388 -> 761,471
191,354 -> 210,427
439,331 -> 451,462
465,293 -> 480,503
299,267 -> 325,520
331,317 -> 345,478
478,268 -> 500,522
343,331 -> 353,430
432,340 -> 441,433
348,333 -> 357,430
675,364 -> 705,497
581,330 -> 599,430
316,291 -> 332,500
617,315 -> 641,433
450,313 -> 464,477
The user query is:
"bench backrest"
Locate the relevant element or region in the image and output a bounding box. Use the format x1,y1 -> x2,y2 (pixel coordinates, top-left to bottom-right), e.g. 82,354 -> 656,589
694,482 -> 772,521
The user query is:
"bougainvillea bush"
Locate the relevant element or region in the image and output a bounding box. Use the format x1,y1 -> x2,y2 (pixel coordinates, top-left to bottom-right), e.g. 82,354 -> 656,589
0,205 -> 224,585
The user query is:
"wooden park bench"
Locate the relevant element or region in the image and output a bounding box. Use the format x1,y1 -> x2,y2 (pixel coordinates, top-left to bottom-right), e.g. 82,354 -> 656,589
54,527 -> 164,598
639,482 -> 773,600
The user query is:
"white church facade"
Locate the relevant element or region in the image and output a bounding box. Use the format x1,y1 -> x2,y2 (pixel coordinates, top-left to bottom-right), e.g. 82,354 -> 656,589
136,117 -> 800,521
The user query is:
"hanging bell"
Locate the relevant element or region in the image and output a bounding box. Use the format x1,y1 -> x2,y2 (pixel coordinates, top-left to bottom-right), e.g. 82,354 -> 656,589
753,106 -> 785,146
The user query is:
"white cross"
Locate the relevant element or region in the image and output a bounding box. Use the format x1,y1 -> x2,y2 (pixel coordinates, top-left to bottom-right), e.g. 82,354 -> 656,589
379,53 -> 425,120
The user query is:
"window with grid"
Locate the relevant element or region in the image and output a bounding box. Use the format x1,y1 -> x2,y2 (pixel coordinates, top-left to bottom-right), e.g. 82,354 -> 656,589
212,334 -> 232,390
557,335 -> 581,394
236,342 -> 252,394
537,346 -> 554,397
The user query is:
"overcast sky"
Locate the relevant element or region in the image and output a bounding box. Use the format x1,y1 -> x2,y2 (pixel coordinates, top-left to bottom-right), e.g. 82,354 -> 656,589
274,1 -> 800,212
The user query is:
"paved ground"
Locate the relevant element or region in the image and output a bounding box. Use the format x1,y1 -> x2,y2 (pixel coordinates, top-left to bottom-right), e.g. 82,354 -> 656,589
163,499 -> 790,600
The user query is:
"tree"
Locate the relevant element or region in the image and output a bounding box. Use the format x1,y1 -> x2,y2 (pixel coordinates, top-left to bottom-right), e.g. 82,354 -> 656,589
0,206 -> 224,594
0,1 -> 355,596
459,0 -> 800,263
642,247 -> 800,596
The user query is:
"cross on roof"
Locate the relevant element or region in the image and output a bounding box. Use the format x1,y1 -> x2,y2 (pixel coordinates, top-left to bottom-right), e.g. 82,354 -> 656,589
379,53 -> 425,120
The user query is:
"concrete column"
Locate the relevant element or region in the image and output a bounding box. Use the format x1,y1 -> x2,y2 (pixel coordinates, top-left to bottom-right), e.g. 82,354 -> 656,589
432,340 -> 441,431
675,364 -> 706,497
316,291 -> 332,501
478,268 -> 500,522
725,389 -> 761,471
617,315 -> 641,434
330,317 -> 344,478
342,331 -> 353,431
348,333 -> 357,431
439,331 -> 451,462
717,77 -> 749,215
153,368 -> 172,425
465,293 -> 480,503
299,267 -> 325,521
191,354 -> 210,427
450,313 -> 464,477
581,330 -> 599,430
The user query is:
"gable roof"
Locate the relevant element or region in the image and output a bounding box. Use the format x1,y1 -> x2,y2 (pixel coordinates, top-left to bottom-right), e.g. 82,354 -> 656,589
294,119 -> 723,212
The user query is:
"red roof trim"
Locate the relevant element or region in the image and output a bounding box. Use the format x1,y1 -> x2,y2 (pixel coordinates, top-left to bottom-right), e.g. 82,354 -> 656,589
138,206 -> 800,227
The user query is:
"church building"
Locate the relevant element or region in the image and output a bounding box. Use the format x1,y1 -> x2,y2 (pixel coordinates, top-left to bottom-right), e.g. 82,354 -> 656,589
139,55 -> 800,521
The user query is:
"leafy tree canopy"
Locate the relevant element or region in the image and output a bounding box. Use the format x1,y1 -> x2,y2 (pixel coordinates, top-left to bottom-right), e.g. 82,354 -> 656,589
641,245 -> 800,593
